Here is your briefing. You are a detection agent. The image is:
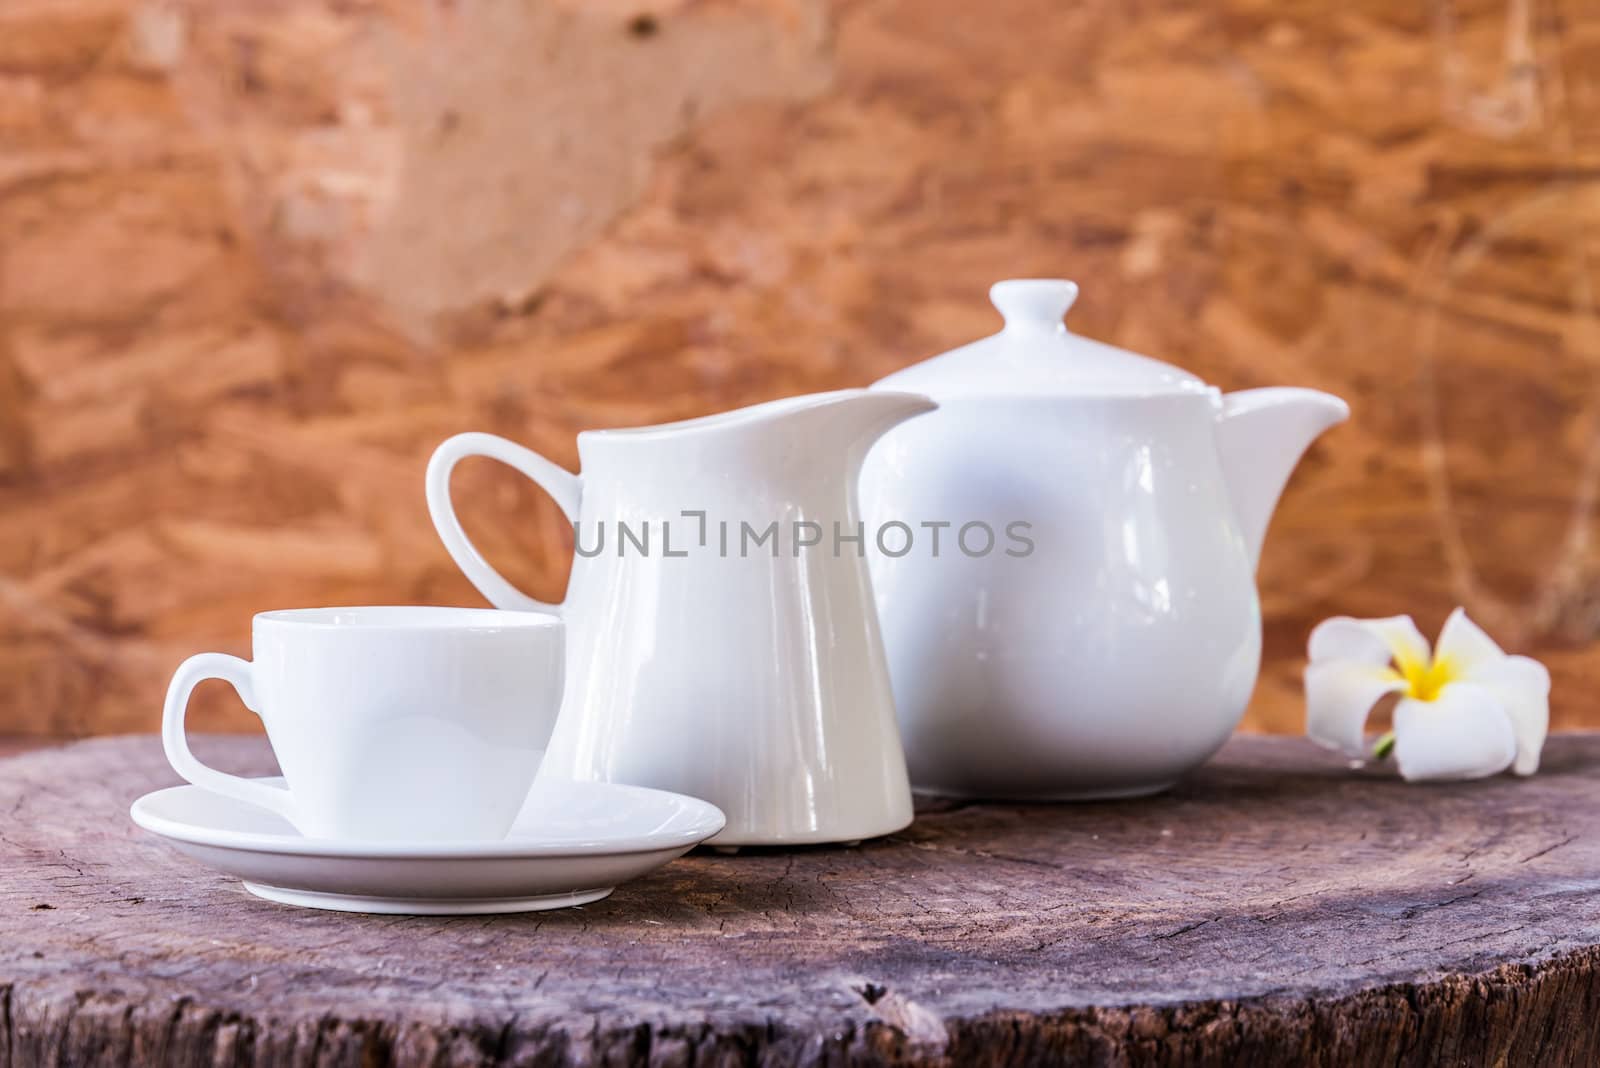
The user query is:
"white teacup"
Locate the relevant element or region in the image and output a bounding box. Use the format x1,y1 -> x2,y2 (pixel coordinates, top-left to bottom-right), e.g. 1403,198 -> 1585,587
161,606 -> 564,842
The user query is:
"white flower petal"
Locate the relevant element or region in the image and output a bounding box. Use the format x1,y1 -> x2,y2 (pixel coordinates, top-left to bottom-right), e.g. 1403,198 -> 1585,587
1307,617 -> 1390,665
1392,688 -> 1516,782
1305,660 -> 1405,756
1464,655 -> 1550,776
1433,607 -> 1505,675
1309,615 -> 1430,668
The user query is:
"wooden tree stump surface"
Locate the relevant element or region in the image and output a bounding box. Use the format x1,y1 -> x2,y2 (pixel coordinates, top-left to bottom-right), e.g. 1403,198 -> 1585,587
3,734 -> 1600,1067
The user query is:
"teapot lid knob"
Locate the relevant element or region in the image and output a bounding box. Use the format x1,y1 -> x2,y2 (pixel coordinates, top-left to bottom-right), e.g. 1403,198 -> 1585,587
990,279 -> 1079,331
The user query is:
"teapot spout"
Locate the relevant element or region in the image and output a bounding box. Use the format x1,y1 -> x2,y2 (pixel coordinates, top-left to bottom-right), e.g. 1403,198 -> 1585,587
1215,387 -> 1350,570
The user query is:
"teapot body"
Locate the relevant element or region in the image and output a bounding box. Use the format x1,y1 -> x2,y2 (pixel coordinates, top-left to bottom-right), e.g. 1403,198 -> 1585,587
860,392 -> 1262,798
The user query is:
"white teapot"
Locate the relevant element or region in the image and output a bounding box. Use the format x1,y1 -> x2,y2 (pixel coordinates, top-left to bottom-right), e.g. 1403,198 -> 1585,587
859,280 -> 1349,799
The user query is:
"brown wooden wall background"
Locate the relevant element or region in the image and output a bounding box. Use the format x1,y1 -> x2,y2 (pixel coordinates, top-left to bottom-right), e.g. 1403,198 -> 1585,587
3,0 -> 1598,738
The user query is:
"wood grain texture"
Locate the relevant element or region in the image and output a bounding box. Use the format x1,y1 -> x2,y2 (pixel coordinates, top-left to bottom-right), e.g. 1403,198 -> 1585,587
3,0 -> 1600,737
3,733 -> 1600,1066
0,737 -> 46,759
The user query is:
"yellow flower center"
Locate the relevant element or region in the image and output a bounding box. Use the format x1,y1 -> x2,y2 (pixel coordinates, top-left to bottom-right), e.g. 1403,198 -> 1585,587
1397,652 -> 1456,703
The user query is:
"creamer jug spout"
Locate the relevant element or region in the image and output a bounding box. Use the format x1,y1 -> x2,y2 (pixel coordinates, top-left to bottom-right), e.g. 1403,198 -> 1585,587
749,389 -> 938,467
1214,387 -> 1350,570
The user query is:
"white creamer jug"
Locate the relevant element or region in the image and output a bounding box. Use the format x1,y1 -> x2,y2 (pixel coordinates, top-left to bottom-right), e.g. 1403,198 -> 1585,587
428,389 -> 936,844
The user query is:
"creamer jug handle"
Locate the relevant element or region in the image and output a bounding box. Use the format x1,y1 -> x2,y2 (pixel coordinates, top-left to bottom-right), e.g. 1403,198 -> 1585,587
425,432 -> 582,614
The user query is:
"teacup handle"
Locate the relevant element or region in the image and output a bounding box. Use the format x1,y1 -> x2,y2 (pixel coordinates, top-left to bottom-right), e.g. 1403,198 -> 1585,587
161,653 -> 296,820
425,432 -> 583,614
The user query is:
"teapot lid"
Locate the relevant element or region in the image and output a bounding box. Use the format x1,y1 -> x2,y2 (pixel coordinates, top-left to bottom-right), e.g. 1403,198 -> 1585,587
875,280 -> 1209,399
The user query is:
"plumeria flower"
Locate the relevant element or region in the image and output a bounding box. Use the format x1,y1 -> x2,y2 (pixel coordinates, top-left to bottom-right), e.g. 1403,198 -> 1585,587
1305,608 -> 1550,781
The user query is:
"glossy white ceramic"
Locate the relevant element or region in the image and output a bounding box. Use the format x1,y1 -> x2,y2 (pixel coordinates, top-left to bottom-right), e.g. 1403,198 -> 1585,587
161,606 -> 564,841
130,776 -> 725,914
426,390 -> 935,845
860,279 -> 1349,799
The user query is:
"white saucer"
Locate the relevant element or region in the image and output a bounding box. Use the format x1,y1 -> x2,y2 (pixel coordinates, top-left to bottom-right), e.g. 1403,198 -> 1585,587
130,777 -> 725,914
